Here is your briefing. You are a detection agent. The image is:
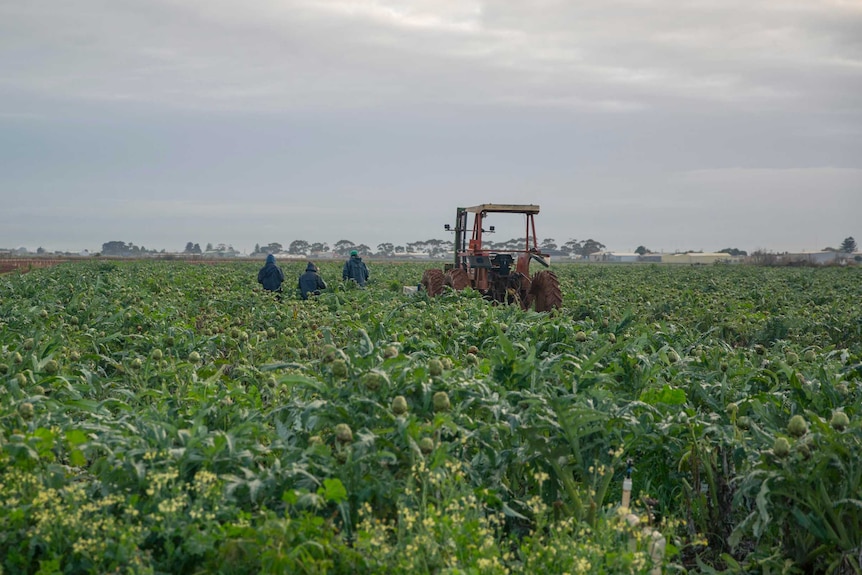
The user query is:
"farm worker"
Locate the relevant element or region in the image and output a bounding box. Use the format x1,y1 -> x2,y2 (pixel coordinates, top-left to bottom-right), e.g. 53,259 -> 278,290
298,262 -> 327,300
257,254 -> 285,297
342,250 -> 369,287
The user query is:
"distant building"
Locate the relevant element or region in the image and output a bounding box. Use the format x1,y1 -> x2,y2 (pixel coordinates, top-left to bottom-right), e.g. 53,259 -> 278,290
639,254 -> 662,263
589,252 -> 641,263
402,252 -> 433,260
780,251 -> 849,265
582,250 -> 861,266
203,249 -> 240,258
662,253 -> 737,265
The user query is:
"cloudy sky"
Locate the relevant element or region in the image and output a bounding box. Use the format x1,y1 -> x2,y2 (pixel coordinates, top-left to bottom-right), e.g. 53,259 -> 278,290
1,0 -> 860,254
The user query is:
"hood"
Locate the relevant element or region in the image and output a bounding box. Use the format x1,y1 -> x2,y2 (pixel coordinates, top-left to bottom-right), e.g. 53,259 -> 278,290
266,254 -> 276,265
306,262 -> 317,272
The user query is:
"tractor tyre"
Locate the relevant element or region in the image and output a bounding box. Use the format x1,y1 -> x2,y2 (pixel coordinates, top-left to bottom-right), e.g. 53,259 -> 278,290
445,268 -> 470,291
421,269 -> 446,297
530,270 -> 563,312
516,273 -> 533,310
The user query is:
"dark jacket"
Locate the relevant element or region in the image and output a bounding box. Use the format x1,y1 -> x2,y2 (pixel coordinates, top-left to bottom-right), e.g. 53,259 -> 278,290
257,254 -> 285,292
342,255 -> 369,287
298,262 -> 327,300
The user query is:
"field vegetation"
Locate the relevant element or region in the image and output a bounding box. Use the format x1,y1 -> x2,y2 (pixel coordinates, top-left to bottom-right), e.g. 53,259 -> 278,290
1,261 -> 861,574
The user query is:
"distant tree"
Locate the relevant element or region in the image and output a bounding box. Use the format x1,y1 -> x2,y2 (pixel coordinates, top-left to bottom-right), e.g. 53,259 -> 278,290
101,241 -> 130,256
561,239 -> 581,256
310,242 -> 329,253
429,240 -> 453,258
36,246 -> 46,254
840,236 -> 857,253
718,247 -> 748,257
501,237 -> 524,250
377,242 -> 394,257
98,241 -> 156,256
540,238 -> 558,252
253,243 -> 261,254
333,240 -> 356,256
483,237 -> 511,251
354,244 -> 372,256
184,242 -> 195,254
289,240 -> 310,255
205,243 -> 213,252
264,242 -> 283,254
750,249 -> 779,266
822,246 -> 838,252
635,245 -> 649,255
395,245 -> 405,254
404,239 -> 451,256
192,243 -> 202,254
578,239 -> 606,257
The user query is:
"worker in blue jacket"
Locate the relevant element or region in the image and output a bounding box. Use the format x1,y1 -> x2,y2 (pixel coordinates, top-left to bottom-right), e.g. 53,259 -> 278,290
342,250 -> 369,287
298,262 -> 327,299
257,254 -> 285,297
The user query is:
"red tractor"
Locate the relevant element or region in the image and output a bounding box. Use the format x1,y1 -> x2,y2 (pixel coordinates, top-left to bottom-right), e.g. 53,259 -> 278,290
421,204 -> 563,312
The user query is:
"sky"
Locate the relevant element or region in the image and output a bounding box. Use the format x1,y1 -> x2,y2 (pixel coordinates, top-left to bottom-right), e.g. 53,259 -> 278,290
1,0 -> 861,255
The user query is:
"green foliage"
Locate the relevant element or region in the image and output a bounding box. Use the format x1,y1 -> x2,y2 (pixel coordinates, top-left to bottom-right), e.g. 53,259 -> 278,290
1,261 -> 860,573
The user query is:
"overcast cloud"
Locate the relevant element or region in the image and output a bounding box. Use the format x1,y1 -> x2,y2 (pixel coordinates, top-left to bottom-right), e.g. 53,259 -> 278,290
1,0 -> 860,254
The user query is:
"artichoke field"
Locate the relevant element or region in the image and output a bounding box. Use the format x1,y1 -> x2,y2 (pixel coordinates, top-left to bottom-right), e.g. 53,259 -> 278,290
1,261 -> 860,574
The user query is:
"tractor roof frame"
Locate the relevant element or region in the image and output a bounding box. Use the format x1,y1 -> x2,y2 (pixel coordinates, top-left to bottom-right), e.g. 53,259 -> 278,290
453,204 -> 542,263
460,204 -> 540,215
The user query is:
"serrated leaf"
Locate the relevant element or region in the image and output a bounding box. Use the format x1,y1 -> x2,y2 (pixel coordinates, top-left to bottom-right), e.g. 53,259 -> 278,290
321,477 -> 347,504
65,429 -> 88,446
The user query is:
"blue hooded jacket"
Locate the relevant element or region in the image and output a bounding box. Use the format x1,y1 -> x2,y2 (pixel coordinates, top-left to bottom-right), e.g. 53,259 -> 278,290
342,254 -> 369,287
298,262 -> 327,299
258,254 -> 285,292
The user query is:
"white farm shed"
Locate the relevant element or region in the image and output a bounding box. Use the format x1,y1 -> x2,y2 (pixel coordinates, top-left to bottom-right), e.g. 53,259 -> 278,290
662,253 -> 735,265
780,251 -> 841,265
588,252 -> 641,262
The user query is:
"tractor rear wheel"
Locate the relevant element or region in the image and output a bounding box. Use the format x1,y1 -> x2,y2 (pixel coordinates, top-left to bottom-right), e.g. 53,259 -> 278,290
530,270 -> 563,312
445,268 -> 470,290
421,269 -> 445,296
516,273 -> 533,310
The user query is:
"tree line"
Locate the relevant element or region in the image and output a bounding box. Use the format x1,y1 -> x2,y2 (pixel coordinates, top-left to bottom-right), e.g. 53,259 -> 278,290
100,238 -> 607,258
101,241 -> 239,256
243,238 -> 611,258
99,236 -> 857,258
